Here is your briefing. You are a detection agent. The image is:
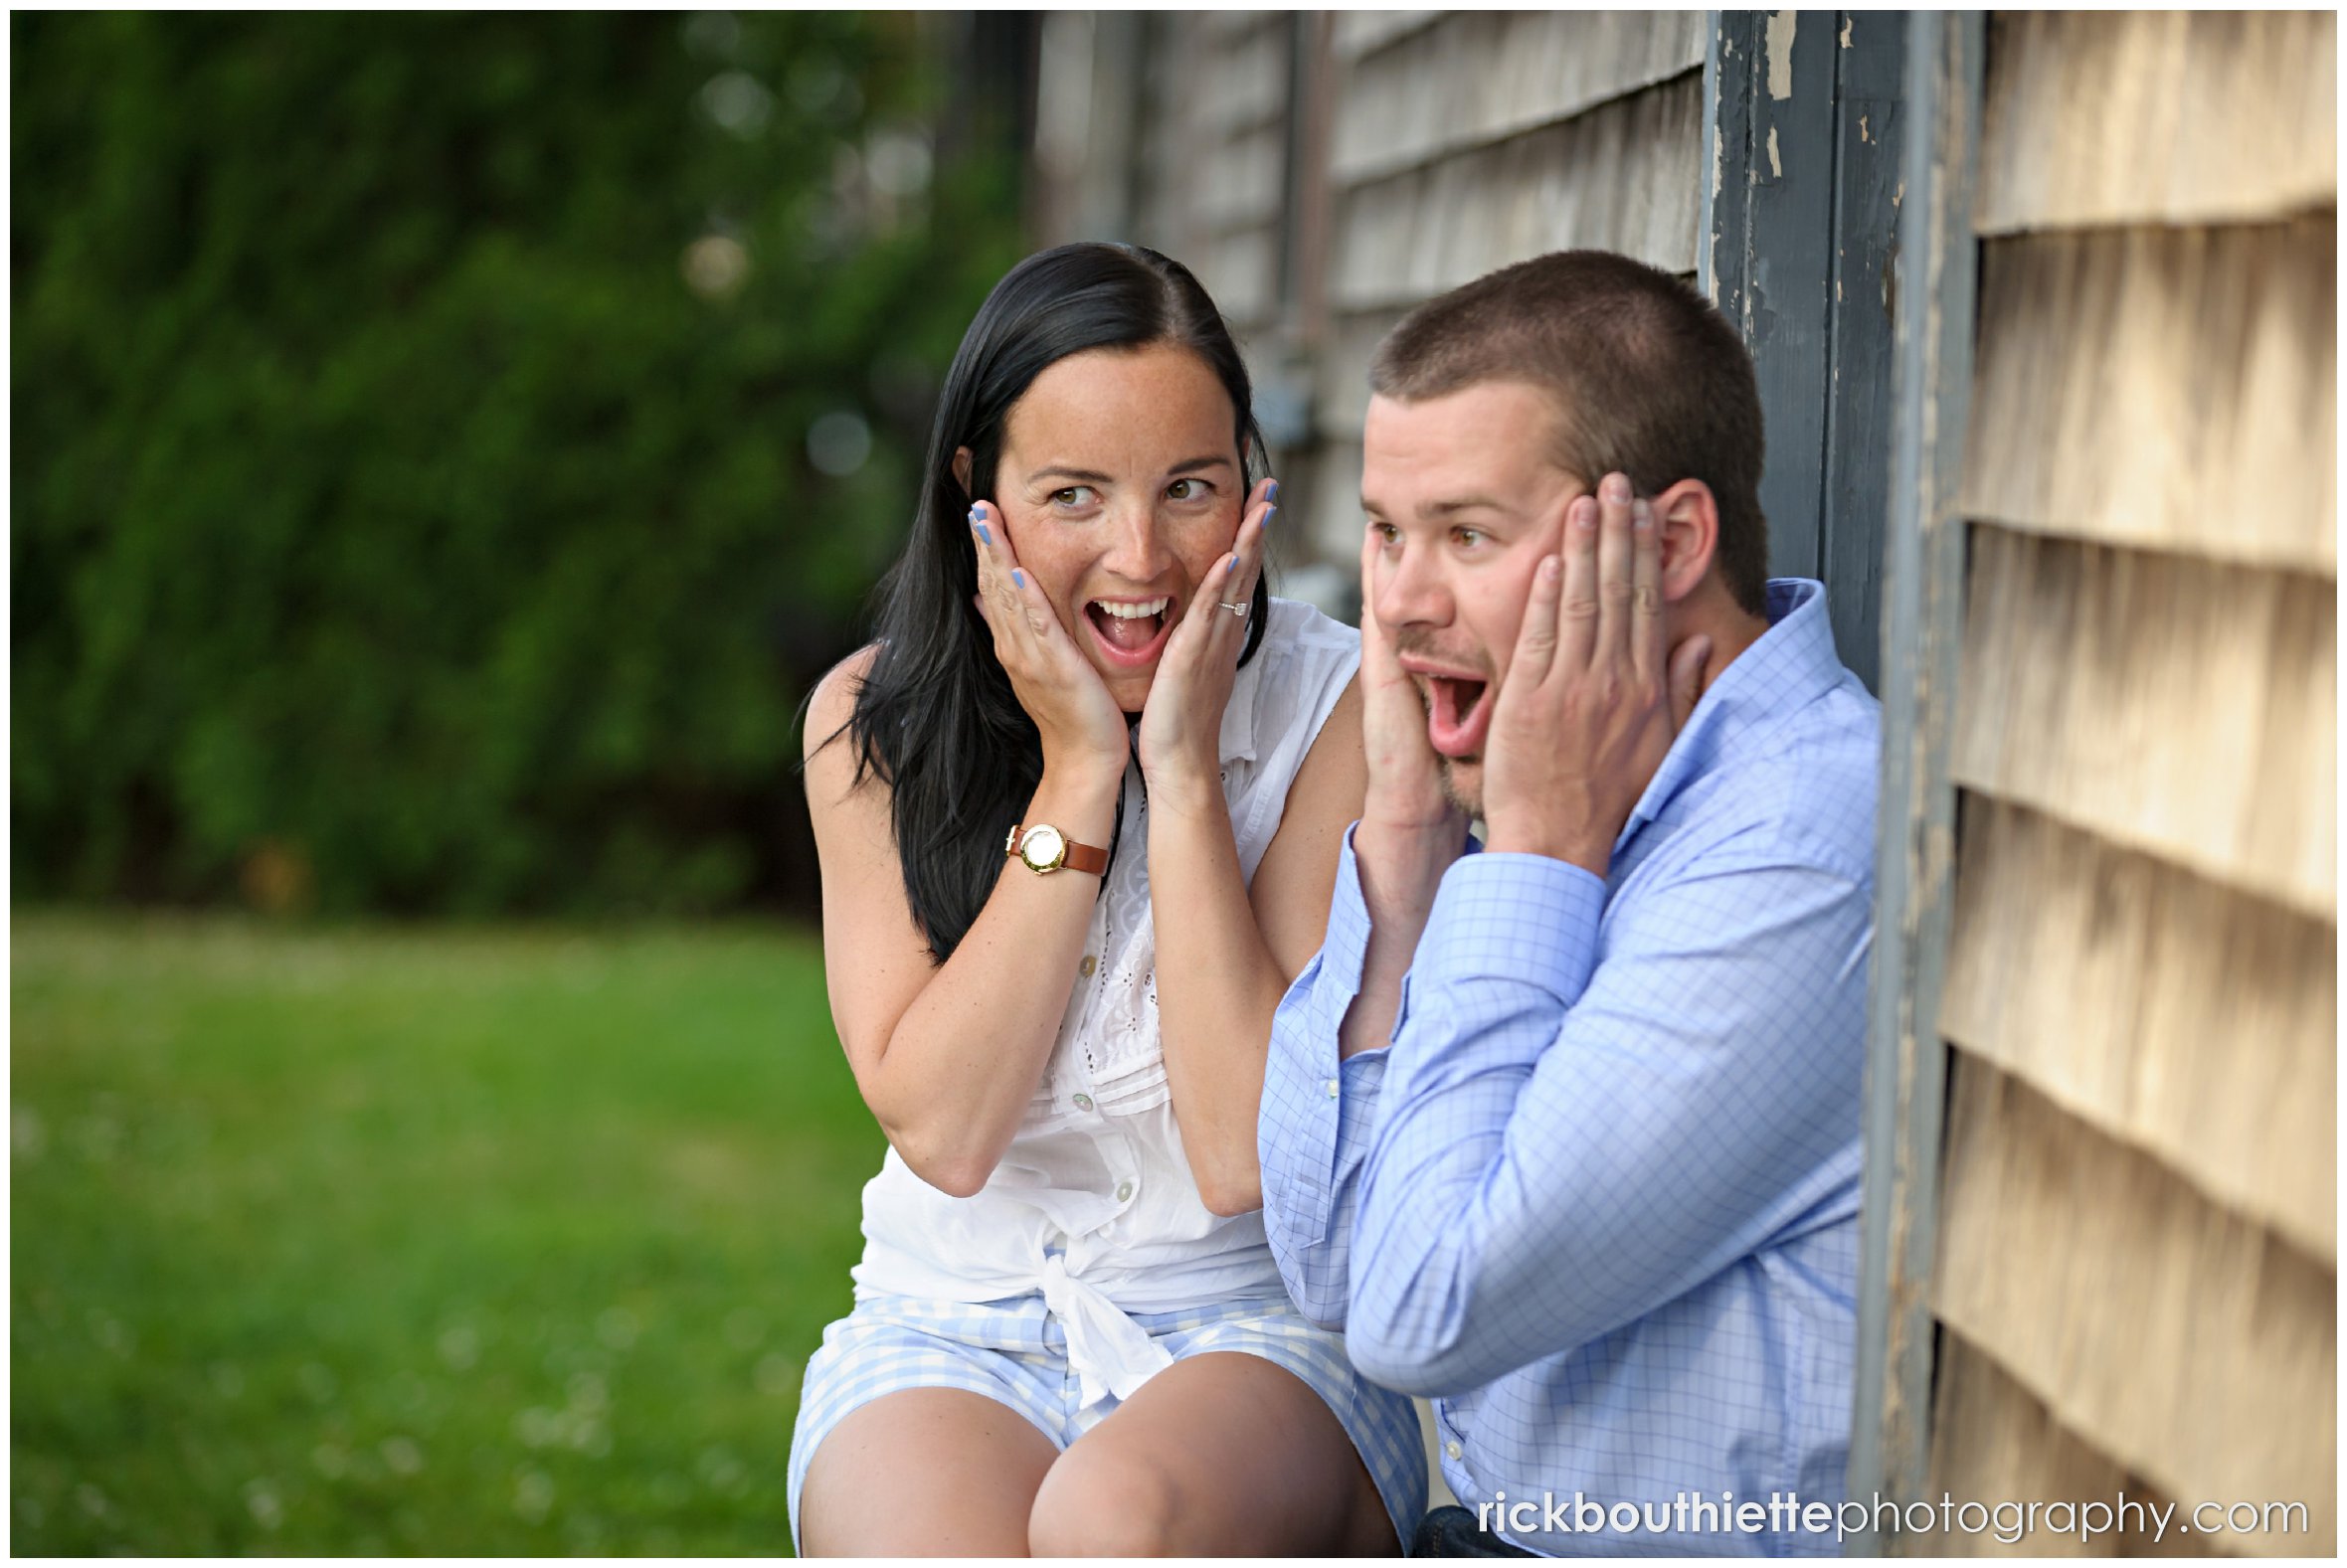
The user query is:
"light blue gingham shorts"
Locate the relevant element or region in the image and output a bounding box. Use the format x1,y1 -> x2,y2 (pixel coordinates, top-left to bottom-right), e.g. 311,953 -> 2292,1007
787,1287 -> 1428,1551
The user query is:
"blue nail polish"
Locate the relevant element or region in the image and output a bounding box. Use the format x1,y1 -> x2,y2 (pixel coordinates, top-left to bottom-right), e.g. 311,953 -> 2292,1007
976,523 -> 992,545
968,504 -> 983,522
1012,568 -> 1025,588
1265,479 -> 1281,504
1262,504 -> 1277,526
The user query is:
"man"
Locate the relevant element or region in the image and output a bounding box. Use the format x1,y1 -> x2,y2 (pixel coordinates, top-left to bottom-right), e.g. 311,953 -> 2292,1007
1259,250 -> 1878,1557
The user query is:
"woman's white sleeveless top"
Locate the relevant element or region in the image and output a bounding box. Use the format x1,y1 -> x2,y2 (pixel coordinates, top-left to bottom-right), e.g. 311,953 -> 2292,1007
852,598 -> 1361,1409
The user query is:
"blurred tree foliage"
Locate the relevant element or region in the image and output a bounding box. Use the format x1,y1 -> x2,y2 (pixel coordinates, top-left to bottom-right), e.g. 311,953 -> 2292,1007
13,12 -> 1024,917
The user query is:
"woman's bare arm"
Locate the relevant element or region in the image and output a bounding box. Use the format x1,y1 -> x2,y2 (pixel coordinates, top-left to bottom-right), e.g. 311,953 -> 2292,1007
1149,677 -> 1366,1214
805,649 -> 1122,1196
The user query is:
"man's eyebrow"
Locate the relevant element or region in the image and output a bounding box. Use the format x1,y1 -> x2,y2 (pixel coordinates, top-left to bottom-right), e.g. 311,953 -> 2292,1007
1425,494 -> 1510,516
1360,494 -> 1512,520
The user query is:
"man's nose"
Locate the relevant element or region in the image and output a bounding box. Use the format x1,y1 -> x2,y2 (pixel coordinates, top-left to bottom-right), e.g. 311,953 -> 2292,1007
1374,538 -> 1451,629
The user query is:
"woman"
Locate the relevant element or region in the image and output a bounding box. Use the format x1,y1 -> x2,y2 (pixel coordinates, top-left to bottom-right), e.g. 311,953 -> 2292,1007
790,243 -> 1423,1555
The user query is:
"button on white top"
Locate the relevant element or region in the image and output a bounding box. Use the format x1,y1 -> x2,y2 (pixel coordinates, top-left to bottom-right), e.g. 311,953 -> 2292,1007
1073,1093 -> 1094,1112
1326,1077 -> 1341,1098
1445,1439 -> 1463,1461
1079,955 -> 1097,977
1115,1179 -> 1135,1203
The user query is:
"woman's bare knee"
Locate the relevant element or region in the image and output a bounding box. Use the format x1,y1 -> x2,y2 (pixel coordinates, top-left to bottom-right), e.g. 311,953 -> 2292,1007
1027,1444 -> 1189,1557
802,1388 -> 1056,1556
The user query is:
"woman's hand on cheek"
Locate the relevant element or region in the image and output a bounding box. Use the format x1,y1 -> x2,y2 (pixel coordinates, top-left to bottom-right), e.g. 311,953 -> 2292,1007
1135,477 -> 1275,817
969,502 -> 1130,781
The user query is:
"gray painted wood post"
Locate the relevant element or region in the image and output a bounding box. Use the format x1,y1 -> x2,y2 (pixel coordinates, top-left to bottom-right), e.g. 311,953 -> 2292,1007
1845,11 -> 1982,1554
1819,12 -> 1906,694
1703,11 -> 1838,588
1705,11 -> 1900,693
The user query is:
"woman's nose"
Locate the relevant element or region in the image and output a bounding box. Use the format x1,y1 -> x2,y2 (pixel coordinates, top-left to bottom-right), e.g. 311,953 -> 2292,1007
1101,501 -> 1174,583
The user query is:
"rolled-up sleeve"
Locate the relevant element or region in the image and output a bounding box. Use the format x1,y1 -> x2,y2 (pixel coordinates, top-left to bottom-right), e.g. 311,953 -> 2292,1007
1259,825 -> 1391,1329
1346,845 -> 1873,1396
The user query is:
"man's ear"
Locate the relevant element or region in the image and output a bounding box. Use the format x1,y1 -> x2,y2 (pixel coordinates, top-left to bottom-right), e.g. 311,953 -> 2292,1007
1652,479 -> 1719,603
951,445 -> 974,501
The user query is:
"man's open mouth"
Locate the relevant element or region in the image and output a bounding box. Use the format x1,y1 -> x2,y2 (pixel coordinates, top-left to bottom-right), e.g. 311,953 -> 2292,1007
1423,674 -> 1492,759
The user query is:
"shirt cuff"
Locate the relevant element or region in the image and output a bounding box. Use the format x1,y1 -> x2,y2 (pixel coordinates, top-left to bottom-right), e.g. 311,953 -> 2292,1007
1317,823 -> 1375,996
1414,850 -> 1607,1006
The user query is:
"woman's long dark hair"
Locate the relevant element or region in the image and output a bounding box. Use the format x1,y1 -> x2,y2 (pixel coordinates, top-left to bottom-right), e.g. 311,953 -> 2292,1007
836,243 -> 1270,963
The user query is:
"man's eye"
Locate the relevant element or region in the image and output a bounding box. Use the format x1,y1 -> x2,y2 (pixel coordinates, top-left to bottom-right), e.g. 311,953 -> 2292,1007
1453,527 -> 1486,549
1368,521 -> 1398,545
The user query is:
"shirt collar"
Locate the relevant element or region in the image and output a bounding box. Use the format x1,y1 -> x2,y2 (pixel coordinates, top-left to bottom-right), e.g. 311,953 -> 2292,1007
1618,578 -> 1849,845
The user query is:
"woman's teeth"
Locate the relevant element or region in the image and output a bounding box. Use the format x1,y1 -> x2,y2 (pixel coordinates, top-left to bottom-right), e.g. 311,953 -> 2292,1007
1088,597 -> 1170,653
1094,598 -> 1170,620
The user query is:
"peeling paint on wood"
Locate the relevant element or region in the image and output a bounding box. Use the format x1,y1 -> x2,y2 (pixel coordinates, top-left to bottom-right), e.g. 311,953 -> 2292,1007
1766,10 -> 1796,99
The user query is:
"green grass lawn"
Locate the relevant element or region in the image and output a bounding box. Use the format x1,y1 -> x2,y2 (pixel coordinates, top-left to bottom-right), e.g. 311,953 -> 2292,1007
11,911 -> 884,1554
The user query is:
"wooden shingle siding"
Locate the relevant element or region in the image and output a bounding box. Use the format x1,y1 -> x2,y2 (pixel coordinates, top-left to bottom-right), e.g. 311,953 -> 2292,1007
1329,11 -> 1704,186
1951,528 -> 2335,920
1934,1061 -> 2337,1551
1927,1334 -> 2178,1557
1330,10 -> 1442,64
1133,14 -> 1293,338
1961,221 -> 2337,573
1193,121 -> 1289,240
1889,13 -> 2338,1541
1940,796 -> 2336,1261
1976,11 -> 2337,234
1329,75 -> 1704,314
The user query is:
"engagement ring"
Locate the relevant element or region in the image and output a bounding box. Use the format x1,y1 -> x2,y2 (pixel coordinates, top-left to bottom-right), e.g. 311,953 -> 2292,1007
1219,601 -> 1249,616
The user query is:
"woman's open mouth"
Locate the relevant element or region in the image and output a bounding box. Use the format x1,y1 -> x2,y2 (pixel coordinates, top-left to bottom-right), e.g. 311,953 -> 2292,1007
1423,674 -> 1492,758
1083,596 -> 1175,668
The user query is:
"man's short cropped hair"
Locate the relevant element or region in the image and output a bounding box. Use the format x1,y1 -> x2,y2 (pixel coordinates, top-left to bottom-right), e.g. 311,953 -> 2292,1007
1368,250 -> 1770,616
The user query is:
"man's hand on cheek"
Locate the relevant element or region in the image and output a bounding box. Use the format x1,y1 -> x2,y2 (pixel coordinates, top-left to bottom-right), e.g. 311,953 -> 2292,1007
1355,529 -> 1461,835
1481,472 -> 1710,877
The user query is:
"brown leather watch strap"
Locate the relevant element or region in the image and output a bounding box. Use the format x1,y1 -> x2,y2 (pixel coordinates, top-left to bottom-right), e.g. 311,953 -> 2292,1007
1058,838 -> 1108,875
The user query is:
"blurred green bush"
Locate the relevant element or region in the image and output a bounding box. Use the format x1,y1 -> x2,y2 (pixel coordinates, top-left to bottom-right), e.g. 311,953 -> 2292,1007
13,12 -> 1024,917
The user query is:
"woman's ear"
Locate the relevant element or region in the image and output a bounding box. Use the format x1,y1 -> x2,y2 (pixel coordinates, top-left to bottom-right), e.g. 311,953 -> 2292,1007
951,446 -> 974,501
1653,479 -> 1719,604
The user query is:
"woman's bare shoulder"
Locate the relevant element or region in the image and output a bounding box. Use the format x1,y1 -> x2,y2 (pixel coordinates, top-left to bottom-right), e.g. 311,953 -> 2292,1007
804,643 -> 883,768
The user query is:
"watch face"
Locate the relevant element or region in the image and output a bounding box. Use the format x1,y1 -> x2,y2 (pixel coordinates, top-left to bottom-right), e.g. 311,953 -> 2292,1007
1020,824 -> 1066,871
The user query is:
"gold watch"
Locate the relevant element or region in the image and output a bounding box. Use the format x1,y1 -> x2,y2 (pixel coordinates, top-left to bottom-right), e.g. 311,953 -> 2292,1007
1004,823 -> 1108,876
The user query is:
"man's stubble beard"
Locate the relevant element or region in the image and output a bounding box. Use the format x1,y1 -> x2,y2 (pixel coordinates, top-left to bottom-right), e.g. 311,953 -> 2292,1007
1438,757 -> 1483,820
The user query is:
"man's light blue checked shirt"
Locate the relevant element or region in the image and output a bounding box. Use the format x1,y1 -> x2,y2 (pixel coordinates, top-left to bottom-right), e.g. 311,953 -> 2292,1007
1260,580 -> 1879,1558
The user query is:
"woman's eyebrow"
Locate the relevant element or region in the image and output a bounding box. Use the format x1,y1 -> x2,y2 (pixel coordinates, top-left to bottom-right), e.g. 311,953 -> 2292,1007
1026,454 -> 1235,486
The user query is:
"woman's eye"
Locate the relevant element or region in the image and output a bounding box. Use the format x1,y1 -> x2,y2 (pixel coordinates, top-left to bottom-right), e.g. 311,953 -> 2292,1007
1049,485 -> 1098,508
1166,477 -> 1212,502
1453,527 -> 1486,550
